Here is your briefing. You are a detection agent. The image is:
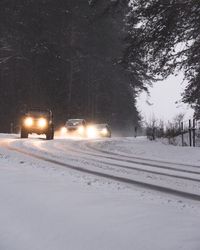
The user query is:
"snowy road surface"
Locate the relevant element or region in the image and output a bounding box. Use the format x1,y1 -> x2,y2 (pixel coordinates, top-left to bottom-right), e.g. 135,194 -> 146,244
0,134 -> 200,250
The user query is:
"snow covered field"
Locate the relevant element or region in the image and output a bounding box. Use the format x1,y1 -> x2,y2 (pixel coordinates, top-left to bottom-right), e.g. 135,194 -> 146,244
0,134 -> 200,250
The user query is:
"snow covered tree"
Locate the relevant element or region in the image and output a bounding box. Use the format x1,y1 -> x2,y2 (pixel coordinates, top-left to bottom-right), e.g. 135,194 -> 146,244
126,0 -> 200,117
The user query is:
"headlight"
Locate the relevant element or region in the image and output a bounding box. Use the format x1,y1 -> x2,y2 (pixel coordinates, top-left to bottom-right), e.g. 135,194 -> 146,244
61,127 -> 67,134
38,118 -> 47,128
24,117 -> 33,127
78,126 -> 85,134
87,126 -> 96,138
101,128 -> 108,135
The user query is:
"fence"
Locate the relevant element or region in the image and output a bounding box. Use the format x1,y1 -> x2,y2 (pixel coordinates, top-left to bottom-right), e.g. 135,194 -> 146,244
146,119 -> 200,147
180,119 -> 200,147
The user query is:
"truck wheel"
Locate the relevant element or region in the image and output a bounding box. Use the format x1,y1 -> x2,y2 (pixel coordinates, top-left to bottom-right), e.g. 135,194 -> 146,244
46,132 -> 51,140
21,128 -> 28,138
51,129 -> 54,139
46,126 -> 54,140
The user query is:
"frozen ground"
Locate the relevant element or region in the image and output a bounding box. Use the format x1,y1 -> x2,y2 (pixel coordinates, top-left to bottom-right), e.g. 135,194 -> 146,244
85,136 -> 200,165
0,134 -> 200,250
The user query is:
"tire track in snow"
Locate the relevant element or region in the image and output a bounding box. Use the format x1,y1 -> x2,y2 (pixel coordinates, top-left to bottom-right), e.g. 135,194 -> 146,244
84,141 -> 200,170
49,142 -> 200,183
52,140 -> 200,175
2,140 -> 200,202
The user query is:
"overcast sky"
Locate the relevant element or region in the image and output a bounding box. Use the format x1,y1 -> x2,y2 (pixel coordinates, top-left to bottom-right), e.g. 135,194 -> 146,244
137,73 -> 194,123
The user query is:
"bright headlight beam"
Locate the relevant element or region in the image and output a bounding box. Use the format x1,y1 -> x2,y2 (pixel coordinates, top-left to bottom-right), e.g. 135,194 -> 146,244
87,126 -> 96,138
61,127 -> 67,134
24,117 -> 33,127
78,126 -> 84,134
38,118 -> 47,128
101,128 -> 108,135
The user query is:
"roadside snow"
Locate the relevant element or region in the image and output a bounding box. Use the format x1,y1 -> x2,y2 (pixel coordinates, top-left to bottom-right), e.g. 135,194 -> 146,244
85,136 -> 200,165
0,134 -> 200,250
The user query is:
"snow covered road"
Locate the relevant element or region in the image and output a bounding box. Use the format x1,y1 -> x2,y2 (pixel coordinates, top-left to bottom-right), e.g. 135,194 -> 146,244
0,134 -> 200,250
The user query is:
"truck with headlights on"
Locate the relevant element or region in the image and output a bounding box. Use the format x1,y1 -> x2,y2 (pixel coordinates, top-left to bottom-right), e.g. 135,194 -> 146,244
20,108 -> 54,140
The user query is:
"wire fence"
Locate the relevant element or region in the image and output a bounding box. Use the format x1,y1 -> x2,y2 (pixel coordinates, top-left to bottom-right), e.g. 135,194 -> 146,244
179,119 -> 200,147
146,118 -> 200,147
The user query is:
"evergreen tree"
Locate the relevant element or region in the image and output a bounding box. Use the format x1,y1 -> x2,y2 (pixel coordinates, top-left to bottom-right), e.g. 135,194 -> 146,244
0,0 -> 141,132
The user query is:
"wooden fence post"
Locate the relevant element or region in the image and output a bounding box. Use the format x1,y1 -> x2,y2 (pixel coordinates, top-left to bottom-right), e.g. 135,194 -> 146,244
189,120 -> 192,147
193,119 -> 196,147
181,122 -> 184,146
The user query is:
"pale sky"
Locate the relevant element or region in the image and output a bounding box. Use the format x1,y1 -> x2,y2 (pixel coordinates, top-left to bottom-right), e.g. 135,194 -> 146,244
137,73 -> 194,123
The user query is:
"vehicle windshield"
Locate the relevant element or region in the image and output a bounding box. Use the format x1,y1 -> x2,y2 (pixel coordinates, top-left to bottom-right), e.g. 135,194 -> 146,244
26,110 -> 50,118
93,124 -> 107,129
66,119 -> 83,126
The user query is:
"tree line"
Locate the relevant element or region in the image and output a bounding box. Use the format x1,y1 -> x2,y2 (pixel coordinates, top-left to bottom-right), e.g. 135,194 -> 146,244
0,0 -> 200,133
